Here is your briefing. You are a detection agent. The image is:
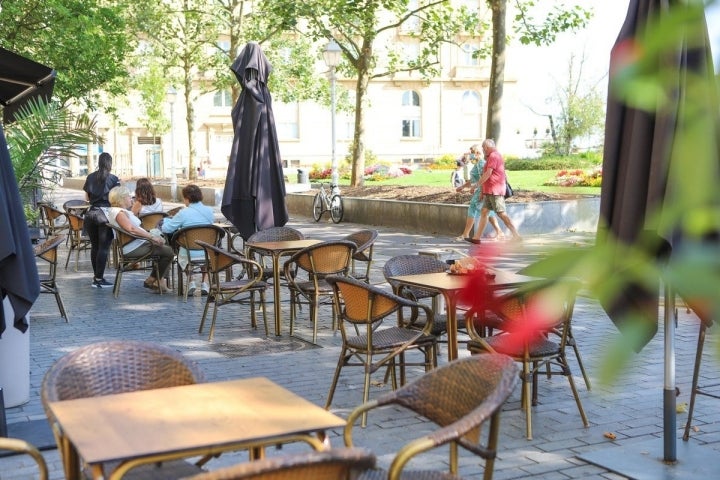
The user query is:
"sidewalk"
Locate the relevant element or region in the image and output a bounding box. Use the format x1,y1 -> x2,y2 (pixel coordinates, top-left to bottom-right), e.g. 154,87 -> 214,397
1,187 -> 718,479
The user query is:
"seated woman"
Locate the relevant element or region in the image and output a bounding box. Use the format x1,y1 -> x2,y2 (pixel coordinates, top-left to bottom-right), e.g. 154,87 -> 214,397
131,178 -> 163,216
161,184 -> 214,296
107,186 -> 174,293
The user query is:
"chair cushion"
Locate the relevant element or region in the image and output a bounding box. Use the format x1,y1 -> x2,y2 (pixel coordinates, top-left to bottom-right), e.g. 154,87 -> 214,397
347,327 -> 434,350
469,334 -> 559,358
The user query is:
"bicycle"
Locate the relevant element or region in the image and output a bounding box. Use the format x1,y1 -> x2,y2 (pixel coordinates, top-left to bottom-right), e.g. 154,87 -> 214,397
312,183 -> 344,223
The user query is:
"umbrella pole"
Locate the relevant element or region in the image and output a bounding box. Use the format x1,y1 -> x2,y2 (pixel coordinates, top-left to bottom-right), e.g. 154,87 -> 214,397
663,282 -> 676,463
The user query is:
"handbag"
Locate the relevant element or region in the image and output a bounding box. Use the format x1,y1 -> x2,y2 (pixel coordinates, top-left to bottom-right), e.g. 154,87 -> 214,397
504,181 -> 514,199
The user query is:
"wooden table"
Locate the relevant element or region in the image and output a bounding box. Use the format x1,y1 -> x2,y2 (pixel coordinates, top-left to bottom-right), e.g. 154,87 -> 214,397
48,377 -> 346,480
389,269 -> 537,361
246,239 -> 322,336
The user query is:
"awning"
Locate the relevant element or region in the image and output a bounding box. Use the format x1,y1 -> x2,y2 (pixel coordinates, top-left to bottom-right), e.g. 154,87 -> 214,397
0,47 -> 56,124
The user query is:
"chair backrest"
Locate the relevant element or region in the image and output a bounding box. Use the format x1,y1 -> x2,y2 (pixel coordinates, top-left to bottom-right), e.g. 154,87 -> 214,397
34,235 -> 65,264
246,226 -> 304,243
383,254 -> 448,300
286,241 -> 356,277
139,211 -> 168,230
342,229 -> 378,262
181,447 -> 376,480
38,202 -> 68,235
108,224 -> 144,253
354,354 -> 518,461
66,212 -> 84,236
196,240 -> 262,282
0,437 -> 48,480
172,224 -> 226,252
42,340 -> 204,407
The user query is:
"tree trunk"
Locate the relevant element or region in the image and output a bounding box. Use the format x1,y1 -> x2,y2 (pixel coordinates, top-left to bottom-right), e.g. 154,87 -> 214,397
350,41 -> 373,187
184,74 -> 196,181
486,0 -> 507,143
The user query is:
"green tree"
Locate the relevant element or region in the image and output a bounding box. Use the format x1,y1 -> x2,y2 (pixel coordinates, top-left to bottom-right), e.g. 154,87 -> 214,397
0,0 -> 136,108
133,62 -> 171,138
260,0 -> 481,187
486,0 -> 592,142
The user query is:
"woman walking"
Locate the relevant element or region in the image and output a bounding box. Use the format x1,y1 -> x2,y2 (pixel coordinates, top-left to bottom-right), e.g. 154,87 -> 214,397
83,152 -> 121,288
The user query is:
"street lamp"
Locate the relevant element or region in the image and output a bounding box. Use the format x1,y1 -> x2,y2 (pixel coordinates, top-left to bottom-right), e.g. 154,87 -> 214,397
166,86 -> 178,202
323,39 -> 342,195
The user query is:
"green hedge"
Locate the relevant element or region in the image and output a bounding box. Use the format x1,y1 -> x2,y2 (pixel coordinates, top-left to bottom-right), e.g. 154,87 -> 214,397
505,152 -> 602,171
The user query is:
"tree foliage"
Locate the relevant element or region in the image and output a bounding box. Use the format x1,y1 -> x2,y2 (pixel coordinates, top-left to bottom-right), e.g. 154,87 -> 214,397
0,0 -> 136,108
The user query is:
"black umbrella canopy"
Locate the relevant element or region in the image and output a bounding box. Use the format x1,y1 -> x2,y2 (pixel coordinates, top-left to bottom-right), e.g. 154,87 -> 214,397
0,122 -> 40,337
221,42 -> 288,240
0,47 -> 56,124
597,0 -> 720,351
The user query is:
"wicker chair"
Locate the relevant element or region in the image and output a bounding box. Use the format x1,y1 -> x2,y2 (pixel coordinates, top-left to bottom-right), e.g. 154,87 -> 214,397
246,226 -> 305,282
139,211 -> 168,231
466,278 -> 588,440
0,437 -> 48,480
165,206 -> 183,217
283,241 -> 356,344
170,224 -> 226,301
180,447 -> 376,480
325,275 -> 438,427
108,224 -> 163,298
344,354 -> 518,480
38,202 -> 70,239
196,240 -> 269,341
41,340 -> 206,480
34,234 -> 69,321
342,229 -> 378,283
64,212 -> 91,271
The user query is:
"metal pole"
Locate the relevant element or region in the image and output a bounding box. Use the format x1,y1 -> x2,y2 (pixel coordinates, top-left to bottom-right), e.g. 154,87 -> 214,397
330,67 -> 339,195
663,282 -> 677,462
169,101 -> 177,202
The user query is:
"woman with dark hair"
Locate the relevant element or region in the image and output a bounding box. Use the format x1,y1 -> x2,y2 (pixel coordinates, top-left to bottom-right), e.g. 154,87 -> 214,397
131,178 -> 163,216
83,152 -> 121,288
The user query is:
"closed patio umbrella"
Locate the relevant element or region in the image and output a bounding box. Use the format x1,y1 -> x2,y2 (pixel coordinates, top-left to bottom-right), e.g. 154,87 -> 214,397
0,47 -> 56,124
222,42 -> 288,240
594,0 -> 720,469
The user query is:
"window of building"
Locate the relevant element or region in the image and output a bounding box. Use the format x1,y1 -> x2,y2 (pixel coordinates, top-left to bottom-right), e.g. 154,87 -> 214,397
274,101 -> 299,139
460,90 -> 482,139
461,44 -> 480,66
213,90 -> 232,108
401,90 -> 421,138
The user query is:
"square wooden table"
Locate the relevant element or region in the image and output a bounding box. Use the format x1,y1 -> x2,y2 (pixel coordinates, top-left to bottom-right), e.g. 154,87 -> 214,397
390,269 -> 537,361
246,239 -> 322,335
48,377 -> 346,480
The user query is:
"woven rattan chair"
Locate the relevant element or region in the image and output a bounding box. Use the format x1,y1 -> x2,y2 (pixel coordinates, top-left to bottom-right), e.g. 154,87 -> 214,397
467,278 -> 588,440
283,241 -> 356,344
34,234 -> 69,321
344,354 -> 518,480
64,212 -> 91,271
38,202 -> 70,239
108,224 -> 163,298
342,229 -> 378,283
682,313 -> 716,441
139,211 -> 168,231
180,447 -> 376,480
165,205 -> 183,217
0,437 -> 49,480
171,224 -> 226,301
383,254 -> 456,339
325,275 -> 438,427
196,240 -> 269,341
246,226 -> 305,282
41,340 -> 206,480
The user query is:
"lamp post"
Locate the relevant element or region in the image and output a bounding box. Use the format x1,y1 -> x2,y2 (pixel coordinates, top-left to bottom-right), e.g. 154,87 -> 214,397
166,86 -> 177,202
323,40 -> 342,195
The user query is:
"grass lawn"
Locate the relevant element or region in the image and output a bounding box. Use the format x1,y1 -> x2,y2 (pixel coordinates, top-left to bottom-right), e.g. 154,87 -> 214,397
336,169 -> 601,196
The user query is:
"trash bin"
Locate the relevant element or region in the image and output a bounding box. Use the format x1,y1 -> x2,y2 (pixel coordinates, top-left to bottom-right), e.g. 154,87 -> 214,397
297,168 -> 309,184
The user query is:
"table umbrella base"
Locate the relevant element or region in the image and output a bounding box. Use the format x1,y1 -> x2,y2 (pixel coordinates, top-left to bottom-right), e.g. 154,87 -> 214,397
0,419 -> 56,457
580,438 -> 719,479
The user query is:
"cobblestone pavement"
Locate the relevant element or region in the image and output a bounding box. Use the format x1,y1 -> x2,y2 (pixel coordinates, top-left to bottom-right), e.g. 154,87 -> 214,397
1,188 -> 718,479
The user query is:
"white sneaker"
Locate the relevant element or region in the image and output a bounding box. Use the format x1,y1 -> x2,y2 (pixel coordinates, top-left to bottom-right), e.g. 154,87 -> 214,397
186,281 -> 197,296
201,282 -> 209,296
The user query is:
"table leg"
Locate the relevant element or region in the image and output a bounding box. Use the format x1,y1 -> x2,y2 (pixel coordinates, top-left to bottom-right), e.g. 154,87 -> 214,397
272,254 -> 282,336
444,293 -> 459,361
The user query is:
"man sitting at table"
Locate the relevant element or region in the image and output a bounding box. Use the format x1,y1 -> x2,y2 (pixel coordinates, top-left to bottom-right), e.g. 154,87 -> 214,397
161,184 -> 214,296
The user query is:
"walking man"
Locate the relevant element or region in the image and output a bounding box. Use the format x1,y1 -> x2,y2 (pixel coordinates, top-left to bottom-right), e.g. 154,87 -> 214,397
469,138 -> 521,243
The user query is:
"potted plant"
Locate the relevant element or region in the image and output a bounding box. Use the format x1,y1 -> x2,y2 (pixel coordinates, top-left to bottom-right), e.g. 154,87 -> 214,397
4,98 -> 101,236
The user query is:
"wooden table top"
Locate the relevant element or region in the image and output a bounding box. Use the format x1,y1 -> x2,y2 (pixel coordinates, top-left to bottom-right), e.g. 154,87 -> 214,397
48,377 -> 345,465
390,269 -> 537,293
246,239 -> 322,253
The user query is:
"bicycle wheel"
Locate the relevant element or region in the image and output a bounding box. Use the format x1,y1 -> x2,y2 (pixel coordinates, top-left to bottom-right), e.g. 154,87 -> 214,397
312,193 -> 323,222
330,195 -> 344,223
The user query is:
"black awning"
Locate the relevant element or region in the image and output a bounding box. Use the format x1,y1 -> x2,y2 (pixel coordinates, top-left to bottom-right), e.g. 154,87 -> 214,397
0,47 -> 56,124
